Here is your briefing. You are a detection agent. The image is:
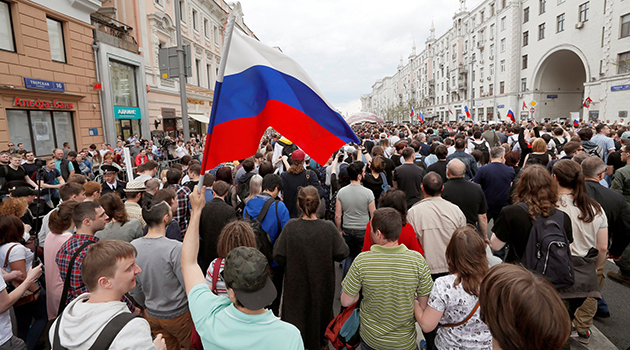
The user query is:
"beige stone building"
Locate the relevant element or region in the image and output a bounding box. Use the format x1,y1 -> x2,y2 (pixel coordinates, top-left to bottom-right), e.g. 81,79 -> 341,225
0,0 -> 104,156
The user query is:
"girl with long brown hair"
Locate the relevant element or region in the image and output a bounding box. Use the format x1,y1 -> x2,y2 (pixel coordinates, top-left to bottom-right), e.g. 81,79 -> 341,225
490,165 -> 574,264
414,226 -> 492,349
95,193 -> 143,242
552,159 -> 607,344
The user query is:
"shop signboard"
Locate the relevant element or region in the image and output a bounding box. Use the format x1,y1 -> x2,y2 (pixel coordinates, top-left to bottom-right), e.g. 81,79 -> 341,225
23,78 -> 65,92
114,106 -> 142,120
13,97 -> 72,109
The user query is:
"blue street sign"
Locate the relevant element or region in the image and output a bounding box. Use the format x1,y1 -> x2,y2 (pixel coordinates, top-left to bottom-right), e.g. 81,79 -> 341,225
24,78 -> 65,92
547,94 -> 558,99
497,104 -> 505,108
611,84 -> 630,92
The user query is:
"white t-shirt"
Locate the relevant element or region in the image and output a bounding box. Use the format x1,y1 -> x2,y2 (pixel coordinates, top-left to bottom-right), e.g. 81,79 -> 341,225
0,243 -> 33,273
0,275 -> 12,345
175,146 -> 188,158
428,274 -> 492,350
558,194 -> 608,257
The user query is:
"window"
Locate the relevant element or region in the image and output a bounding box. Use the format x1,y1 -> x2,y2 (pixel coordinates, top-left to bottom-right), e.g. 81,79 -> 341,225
192,9 -> 198,31
204,19 -> 209,37
490,44 -> 495,56
621,13 -> 630,38
502,0 -> 507,8
178,0 -> 185,22
490,4 -> 495,16
472,70 -> 476,81
472,88 -> 475,99
500,38 -> 506,52
214,26 -> 220,45
524,7 -> 530,23
557,13 -> 565,32
481,67 -> 484,79
110,60 -> 138,107
480,86 -> 484,95
579,2 -> 589,22
522,55 -> 528,69
481,11 -> 485,23
523,31 -> 529,46
47,18 -> 66,62
500,81 -> 505,94
490,63 -> 494,75
539,23 -> 546,40
154,0 -> 163,6
7,110 -> 75,157
211,64 -> 212,90
500,59 -> 506,72
521,78 -> 527,92
618,51 -> 630,74
501,17 -> 506,31
195,59 -> 201,86
490,24 -> 495,36
0,1 -> 15,52
540,0 -> 546,14
558,0 -> 565,3
489,84 -> 494,95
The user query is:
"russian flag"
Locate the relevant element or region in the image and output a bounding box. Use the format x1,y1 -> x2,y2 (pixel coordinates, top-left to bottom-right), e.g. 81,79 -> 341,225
573,119 -> 580,127
410,107 -> 415,118
200,15 -> 359,173
463,103 -> 471,118
507,109 -> 516,123
418,110 -> 425,123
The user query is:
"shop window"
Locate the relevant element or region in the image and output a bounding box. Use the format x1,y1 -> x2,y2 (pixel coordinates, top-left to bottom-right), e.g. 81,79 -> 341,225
0,1 -> 15,52
110,60 -> 138,107
47,18 -> 66,63
7,110 -> 75,156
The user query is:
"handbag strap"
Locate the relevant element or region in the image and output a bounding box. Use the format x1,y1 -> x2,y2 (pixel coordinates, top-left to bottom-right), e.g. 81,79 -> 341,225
53,312 -> 140,350
3,243 -> 17,269
57,241 -> 95,316
441,300 -> 480,328
211,258 -> 223,294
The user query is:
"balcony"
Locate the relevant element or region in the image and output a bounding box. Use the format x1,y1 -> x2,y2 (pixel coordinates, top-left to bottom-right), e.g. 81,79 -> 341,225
91,12 -> 139,53
458,83 -> 467,90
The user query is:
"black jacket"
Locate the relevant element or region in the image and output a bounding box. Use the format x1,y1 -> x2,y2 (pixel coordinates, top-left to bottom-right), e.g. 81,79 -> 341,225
199,197 -> 238,272
101,180 -> 126,198
585,180 -> 630,256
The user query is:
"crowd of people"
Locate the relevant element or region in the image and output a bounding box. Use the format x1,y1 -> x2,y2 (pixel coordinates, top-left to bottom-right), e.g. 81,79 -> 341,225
0,118 -> 629,350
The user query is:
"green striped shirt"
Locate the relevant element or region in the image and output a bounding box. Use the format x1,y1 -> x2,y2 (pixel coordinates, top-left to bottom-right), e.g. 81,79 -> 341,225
342,244 -> 433,350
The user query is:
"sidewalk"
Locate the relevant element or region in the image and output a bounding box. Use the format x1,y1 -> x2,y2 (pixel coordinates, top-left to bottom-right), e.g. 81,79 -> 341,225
571,326 -> 618,350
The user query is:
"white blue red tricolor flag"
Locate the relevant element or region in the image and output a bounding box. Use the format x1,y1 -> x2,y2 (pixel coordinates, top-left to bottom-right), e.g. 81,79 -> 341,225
463,103 -> 471,118
200,15 -> 359,173
418,110 -> 425,123
507,109 -> 516,123
410,108 -> 415,118
573,119 -> 580,127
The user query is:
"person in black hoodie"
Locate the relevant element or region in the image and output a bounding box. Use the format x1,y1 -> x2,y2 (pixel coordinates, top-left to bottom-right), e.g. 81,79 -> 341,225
280,150 -> 324,218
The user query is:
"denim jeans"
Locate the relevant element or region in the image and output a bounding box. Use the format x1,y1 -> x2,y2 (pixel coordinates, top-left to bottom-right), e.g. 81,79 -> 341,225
42,189 -> 59,209
342,228 -> 365,278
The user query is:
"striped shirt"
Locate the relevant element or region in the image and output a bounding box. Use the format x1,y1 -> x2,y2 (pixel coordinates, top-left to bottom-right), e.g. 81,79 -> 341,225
342,244 -> 433,350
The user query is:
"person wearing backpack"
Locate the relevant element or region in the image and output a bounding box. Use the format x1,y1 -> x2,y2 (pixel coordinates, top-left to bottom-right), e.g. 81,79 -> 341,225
280,150 -> 324,218
467,131 -> 491,165
242,174 -> 290,315
552,160 -> 608,346
360,156 -> 389,201
549,127 -> 569,158
579,128 -> 605,161
50,240 -> 166,350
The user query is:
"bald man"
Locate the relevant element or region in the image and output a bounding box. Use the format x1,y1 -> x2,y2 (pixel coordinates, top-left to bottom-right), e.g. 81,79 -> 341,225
441,159 -> 488,236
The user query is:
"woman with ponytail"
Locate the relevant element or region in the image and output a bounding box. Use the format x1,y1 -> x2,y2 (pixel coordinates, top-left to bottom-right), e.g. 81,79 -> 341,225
552,159 -> 608,345
44,200 -> 78,320
273,186 -> 349,350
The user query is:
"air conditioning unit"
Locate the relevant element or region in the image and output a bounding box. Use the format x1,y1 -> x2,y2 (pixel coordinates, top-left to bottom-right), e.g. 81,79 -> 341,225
487,76 -> 492,81
489,55 -> 494,60
490,36 -> 494,41
479,79 -> 484,83
576,22 -> 584,29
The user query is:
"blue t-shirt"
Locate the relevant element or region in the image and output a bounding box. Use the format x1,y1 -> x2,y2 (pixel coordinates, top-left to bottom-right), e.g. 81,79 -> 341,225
54,160 -> 73,184
188,283 -> 304,350
473,162 -> 515,214
243,195 -> 290,267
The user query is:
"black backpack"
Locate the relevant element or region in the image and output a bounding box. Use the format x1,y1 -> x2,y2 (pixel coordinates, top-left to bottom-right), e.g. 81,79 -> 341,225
473,141 -> 490,164
517,203 -> 574,289
244,197 -> 280,264
552,137 -> 567,155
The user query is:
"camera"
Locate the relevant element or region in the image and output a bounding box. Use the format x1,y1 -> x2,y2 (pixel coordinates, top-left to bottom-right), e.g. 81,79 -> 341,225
34,158 -> 46,168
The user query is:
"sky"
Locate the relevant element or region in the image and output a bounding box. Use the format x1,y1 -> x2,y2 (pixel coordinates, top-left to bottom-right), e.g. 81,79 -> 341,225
235,0 -> 485,117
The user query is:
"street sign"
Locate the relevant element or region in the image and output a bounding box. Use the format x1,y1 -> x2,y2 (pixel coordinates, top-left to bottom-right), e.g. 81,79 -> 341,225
530,100 -> 537,107
530,107 -> 535,113
159,45 -> 192,79
24,78 -> 65,92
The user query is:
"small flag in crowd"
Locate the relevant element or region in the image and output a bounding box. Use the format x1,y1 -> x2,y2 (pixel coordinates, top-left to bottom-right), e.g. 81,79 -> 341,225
463,103 -> 471,118
573,119 -> 580,127
410,107 -> 415,118
448,109 -> 453,115
522,101 -> 527,111
418,110 -> 425,123
507,109 -> 516,123
200,14 -> 359,173
583,97 -> 592,108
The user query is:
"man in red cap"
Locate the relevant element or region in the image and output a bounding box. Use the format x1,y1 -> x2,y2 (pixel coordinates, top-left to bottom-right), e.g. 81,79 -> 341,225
280,149 -> 324,219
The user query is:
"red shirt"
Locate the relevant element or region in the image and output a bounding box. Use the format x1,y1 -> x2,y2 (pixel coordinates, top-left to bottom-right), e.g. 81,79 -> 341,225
361,222 -> 424,256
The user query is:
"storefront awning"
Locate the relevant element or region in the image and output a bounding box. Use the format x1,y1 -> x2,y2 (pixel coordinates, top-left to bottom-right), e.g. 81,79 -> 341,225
188,113 -> 209,124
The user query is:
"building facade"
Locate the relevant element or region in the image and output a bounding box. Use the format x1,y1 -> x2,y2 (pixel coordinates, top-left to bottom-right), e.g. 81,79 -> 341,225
362,0 -> 630,123
0,0 -> 105,156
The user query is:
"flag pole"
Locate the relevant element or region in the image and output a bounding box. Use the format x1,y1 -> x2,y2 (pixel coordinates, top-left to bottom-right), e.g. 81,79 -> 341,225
198,12 -> 237,194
